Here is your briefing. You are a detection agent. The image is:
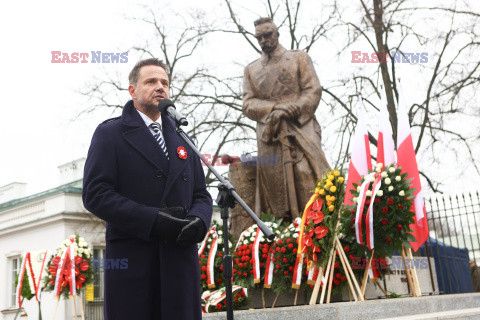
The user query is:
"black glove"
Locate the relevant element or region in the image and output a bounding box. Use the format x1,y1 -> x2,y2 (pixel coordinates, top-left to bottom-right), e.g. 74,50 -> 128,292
151,210 -> 190,240
177,216 -> 207,246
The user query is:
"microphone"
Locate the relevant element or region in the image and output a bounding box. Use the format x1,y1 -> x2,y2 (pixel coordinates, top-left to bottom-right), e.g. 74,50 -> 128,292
158,99 -> 188,126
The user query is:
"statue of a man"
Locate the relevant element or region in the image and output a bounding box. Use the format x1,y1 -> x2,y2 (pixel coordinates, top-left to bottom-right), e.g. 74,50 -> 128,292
243,17 -> 330,219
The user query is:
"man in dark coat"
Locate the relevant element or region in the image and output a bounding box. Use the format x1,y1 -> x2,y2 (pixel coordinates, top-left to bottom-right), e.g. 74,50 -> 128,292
82,58 -> 213,320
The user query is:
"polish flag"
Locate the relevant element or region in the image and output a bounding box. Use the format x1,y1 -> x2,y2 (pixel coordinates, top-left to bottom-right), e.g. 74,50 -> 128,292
344,97 -> 372,206
396,84 -> 429,252
376,91 -> 396,169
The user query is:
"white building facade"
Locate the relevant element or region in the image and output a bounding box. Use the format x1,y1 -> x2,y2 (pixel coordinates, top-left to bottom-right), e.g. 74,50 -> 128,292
0,159 -> 106,320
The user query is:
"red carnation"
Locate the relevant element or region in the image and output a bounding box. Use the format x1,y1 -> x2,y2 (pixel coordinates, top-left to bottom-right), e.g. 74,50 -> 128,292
351,217 -> 355,224
281,247 -> 286,253
375,198 -> 380,203
276,247 -> 280,252
283,258 -> 288,263
333,279 -> 340,285
289,266 -> 294,271
288,243 -> 294,248
201,255 -> 206,259
262,248 -> 268,254
201,266 -> 207,271
387,199 -> 394,205
216,303 -> 222,310
334,262 -> 339,268
397,224 -> 403,231
341,276 -> 347,282
386,238 -> 392,243
278,239 -> 283,244
243,273 -> 247,277
250,270 -> 254,274
398,204 -> 404,210
293,248 -> 297,253
344,246 -> 350,252
276,264 -> 280,269
262,254 -> 267,258
382,207 -> 388,213
284,271 -> 289,275
286,238 -> 291,243
381,218 -> 388,225
336,273 -> 342,279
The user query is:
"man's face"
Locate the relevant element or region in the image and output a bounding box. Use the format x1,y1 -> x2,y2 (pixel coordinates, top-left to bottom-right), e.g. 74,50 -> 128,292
129,65 -> 169,113
255,23 -> 279,54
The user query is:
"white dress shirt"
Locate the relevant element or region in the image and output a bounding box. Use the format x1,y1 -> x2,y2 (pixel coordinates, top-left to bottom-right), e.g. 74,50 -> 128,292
136,109 -> 165,141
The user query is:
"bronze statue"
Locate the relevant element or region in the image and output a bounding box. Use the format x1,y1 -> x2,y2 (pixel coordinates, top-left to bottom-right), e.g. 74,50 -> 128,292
242,17 -> 330,219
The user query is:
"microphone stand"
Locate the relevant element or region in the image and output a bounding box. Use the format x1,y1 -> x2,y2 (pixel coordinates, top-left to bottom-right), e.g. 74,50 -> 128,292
172,122 -> 275,320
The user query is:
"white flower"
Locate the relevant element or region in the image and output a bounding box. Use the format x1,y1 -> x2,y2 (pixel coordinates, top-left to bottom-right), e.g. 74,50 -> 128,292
399,190 -> 405,196
79,248 -> 84,254
388,186 -> 394,192
377,190 -> 383,197
250,237 -> 255,242
370,176 -> 376,182
375,167 -> 382,172
366,190 -> 372,197
385,178 -> 391,185
381,172 -> 388,178
389,167 -> 395,173
353,197 -> 358,203
357,186 -> 361,192
293,233 -> 298,238
376,162 -> 383,168
395,176 -> 401,182
79,237 -> 85,242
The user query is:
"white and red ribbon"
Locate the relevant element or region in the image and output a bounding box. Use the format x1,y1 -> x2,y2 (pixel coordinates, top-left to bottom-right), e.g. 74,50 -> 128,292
252,227 -> 262,284
292,253 -> 304,289
204,285 -> 247,313
263,243 -> 276,288
355,172 -> 375,245
307,263 -> 319,285
54,238 -> 76,297
35,250 -> 49,301
366,174 -> 382,250
206,230 -> 219,289
198,225 -> 217,257
16,252 -> 35,307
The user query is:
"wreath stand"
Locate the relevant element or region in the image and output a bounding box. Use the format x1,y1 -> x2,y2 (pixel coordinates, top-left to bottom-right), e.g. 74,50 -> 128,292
358,247 -> 421,298
308,212 -> 365,304
51,293 -> 85,320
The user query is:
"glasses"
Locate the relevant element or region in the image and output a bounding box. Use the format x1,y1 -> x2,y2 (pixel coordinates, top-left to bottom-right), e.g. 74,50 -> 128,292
254,31 -> 274,41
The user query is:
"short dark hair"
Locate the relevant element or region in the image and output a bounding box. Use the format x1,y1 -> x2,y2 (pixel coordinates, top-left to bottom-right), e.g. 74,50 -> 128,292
254,17 -> 278,31
128,58 -> 169,85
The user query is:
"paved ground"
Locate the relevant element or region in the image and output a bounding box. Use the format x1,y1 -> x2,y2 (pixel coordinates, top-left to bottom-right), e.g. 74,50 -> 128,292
203,293 -> 480,320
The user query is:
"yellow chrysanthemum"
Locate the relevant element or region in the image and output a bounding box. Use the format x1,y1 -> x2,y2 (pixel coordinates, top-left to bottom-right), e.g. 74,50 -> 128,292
328,175 -> 335,181
315,187 -> 321,194
327,201 -> 333,206
330,186 -> 337,193
330,196 -> 336,202
338,177 -> 344,183
333,170 -> 340,176
319,189 -> 325,195
328,205 -> 335,212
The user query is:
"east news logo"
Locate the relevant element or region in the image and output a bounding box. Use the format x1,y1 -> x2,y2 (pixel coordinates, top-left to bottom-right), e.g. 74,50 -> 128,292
51,51 -> 128,63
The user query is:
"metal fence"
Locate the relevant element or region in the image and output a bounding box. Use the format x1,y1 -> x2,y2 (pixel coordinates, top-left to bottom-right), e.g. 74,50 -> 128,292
424,191 -> 480,294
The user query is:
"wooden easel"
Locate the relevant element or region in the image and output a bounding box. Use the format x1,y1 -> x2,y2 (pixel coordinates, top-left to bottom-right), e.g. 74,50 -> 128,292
308,210 -> 365,304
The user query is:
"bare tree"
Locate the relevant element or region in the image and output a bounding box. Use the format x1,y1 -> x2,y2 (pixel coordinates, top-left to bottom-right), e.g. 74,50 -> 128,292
80,0 -> 480,193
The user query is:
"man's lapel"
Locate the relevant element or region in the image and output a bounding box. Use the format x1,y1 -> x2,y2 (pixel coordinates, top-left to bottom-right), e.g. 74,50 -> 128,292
120,100 -> 169,173
161,114 -> 191,201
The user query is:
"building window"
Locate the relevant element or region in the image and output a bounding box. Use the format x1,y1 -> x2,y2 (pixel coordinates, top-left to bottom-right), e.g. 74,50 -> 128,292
93,248 -> 105,300
9,256 -> 21,307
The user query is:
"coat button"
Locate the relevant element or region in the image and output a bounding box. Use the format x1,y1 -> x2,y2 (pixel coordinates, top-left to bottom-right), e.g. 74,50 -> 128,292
182,173 -> 188,181
156,170 -> 164,178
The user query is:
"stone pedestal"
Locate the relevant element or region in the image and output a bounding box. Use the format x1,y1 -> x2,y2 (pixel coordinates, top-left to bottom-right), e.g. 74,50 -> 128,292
228,159 -> 257,239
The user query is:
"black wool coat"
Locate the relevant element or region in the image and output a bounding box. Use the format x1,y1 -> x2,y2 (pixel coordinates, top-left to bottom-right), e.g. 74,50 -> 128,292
82,100 -> 213,320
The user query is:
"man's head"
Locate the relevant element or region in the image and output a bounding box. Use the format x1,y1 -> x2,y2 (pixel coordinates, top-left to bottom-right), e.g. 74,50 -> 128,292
128,58 -> 170,117
254,17 -> 279,54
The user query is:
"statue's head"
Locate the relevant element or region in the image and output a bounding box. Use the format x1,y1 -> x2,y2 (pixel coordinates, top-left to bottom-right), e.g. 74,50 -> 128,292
254,17 -> 279,54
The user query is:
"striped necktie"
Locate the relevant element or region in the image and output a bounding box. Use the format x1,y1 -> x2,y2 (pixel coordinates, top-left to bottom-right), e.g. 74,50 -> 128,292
150,122 -> 169,159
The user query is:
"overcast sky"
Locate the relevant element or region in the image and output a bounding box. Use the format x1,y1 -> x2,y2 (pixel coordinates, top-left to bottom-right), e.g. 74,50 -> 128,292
0,0 -> 478,198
